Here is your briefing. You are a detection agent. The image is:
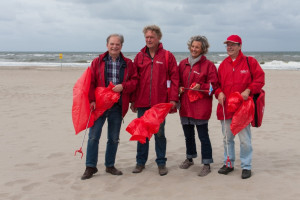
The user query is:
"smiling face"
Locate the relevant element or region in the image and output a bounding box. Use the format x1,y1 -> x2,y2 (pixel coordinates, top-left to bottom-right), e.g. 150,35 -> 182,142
226,42 -> 241,59
190,40 -> 202,58
107,36 -> 122,58
144,30 -> 160,50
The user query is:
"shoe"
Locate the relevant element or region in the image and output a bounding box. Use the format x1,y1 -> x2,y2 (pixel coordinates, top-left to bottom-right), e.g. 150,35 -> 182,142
218,165 -> 234,175
198,164 -> 211,177
132,165 -> 145,173
81,167 -> 98,180
241,169 -> 251,179
158,165 -> 168,176
179,159 -> 194,169
106,166 -> 123,175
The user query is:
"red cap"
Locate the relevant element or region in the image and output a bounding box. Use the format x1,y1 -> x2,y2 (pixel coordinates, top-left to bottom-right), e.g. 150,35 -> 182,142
224,35 -> 242,44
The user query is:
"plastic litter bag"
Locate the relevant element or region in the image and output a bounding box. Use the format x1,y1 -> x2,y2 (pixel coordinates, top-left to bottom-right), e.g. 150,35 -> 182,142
126,103 -> 173,144
72,67 -> 95,134
93,82 -> 120,120
187,82 -> 203,102
227,92 -> 244,113
230,97 -> 255,135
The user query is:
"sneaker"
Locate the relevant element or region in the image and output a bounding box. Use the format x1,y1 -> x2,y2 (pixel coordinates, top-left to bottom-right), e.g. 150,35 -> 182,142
218,165 -> 234,175
132,165 -> 145,173
198,165 -> 211,177
81,167 -> 98,180
241,169 -> 251,179
158,165 -> 168,176
179,159 -> 194,169
105,166 -> 123,175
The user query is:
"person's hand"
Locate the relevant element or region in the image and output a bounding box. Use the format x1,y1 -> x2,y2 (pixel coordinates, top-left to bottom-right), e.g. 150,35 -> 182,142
170,100 -> 177,110
192,83 -> 200,90
179,87 -> 184,94
218,92 -> 226,106
90,102 -> 96,110
112,84 -> 123,93
130,103 -> 137,113
241,89 -> 251,100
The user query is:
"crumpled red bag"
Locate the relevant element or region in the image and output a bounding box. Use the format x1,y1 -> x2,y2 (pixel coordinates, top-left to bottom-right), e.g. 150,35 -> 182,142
126,103 -> 173,144
227,92 -> 244,112
229,93 -> 255,135
72,67 -> 95,135
188,82 -> 204,102
93,82 -> 120,120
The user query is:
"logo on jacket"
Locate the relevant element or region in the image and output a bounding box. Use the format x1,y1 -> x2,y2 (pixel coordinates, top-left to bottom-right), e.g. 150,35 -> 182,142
156,61 -> 163,64
193,71 -> 200,75
240,70 -> 249,74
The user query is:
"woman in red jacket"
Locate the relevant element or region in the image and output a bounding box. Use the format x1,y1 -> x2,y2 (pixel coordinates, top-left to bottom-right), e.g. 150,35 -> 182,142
178,35 -> 218,176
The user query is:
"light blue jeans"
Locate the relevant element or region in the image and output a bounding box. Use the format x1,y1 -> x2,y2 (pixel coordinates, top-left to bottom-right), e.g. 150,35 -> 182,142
221,119 -> 252,170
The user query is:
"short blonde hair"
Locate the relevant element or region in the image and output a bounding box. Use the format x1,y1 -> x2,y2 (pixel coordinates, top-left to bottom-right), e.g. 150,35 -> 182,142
187,35 -> 210,55
143,25 -> 162,40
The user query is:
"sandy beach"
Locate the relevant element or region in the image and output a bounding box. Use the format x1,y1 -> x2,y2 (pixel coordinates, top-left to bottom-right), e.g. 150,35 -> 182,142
0,67 -> 300,200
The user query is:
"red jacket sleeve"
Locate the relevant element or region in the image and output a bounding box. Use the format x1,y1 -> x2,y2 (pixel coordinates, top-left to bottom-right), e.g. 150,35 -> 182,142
122,59 -> 138,96
247,56 -> 265,94
88,57 -> 100,102
168,52 -> 179,102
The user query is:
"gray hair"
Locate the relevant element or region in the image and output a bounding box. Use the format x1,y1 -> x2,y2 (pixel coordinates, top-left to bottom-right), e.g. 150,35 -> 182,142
143,25 -> 162,40
187,35 -> 210,55
106,34 -> 124,45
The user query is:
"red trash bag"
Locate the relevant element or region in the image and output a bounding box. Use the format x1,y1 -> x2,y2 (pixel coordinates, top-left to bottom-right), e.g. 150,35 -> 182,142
227,92 -> 244,113
188,82 -> 204,102
72,67 -> 95,135
93,82 -> 120,120
126,103 -> 173,144
230,97 -> 255,135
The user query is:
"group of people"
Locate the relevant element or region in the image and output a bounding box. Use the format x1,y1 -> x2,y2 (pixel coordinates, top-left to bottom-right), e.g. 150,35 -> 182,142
80,25 -> 265,181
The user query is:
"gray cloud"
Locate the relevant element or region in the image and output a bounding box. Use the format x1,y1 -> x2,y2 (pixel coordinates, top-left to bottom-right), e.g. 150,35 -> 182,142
0,0 -> 299,52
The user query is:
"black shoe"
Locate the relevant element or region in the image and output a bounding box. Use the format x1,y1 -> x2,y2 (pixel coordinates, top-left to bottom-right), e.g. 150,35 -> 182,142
81,167 -> 98,180
241,169 -> 251,179
106,166 -> 123,175
132,165 -> 145,173
158,165 -> 168,176
218,165 -> 234,175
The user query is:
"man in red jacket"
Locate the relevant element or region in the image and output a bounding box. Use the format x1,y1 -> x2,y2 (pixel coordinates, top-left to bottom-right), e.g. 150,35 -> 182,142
131,25 -> 179,176
81,34 -> 138,180
215,35 -> 265,179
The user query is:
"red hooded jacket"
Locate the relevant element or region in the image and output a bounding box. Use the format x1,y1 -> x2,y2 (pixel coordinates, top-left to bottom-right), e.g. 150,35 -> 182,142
179,56 -> 219,120
215,51 -> 265,120
132,43 -> 179,108
89,51 -> 138,117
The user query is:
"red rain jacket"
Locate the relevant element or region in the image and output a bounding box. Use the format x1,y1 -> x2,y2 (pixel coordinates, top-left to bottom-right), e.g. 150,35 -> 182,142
89,51 -> 138,117
215,51 -> 265,120
179,56 -> 218,120
132,43 -> 179,107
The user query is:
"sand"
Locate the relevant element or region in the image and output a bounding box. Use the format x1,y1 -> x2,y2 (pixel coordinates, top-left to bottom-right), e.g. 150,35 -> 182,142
0,67 -> 300,200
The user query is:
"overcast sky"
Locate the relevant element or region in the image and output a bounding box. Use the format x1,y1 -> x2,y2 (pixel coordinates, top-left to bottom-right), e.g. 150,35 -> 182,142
1,0 -> 299,52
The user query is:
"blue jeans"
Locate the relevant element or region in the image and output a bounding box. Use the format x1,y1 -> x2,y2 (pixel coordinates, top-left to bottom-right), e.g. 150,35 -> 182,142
86,104 -> 122,168
136,107 -> 167,166
182,123 -> 213,164
221,119 -> 252,170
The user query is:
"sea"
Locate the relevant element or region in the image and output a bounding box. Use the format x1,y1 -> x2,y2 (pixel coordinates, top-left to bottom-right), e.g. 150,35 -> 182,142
1,51 -> 300,70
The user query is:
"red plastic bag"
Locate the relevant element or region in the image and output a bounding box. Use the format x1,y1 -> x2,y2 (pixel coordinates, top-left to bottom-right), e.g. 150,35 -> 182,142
93,82 -> 120,120
230,97 -> 255,135
126,103 -> 173,144
187,82 -> 204,102
227,92 -> 244,113
72,67 -> 95,134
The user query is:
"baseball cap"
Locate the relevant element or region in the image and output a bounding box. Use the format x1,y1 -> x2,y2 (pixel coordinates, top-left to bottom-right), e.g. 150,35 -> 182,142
224,35 -> 242,44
